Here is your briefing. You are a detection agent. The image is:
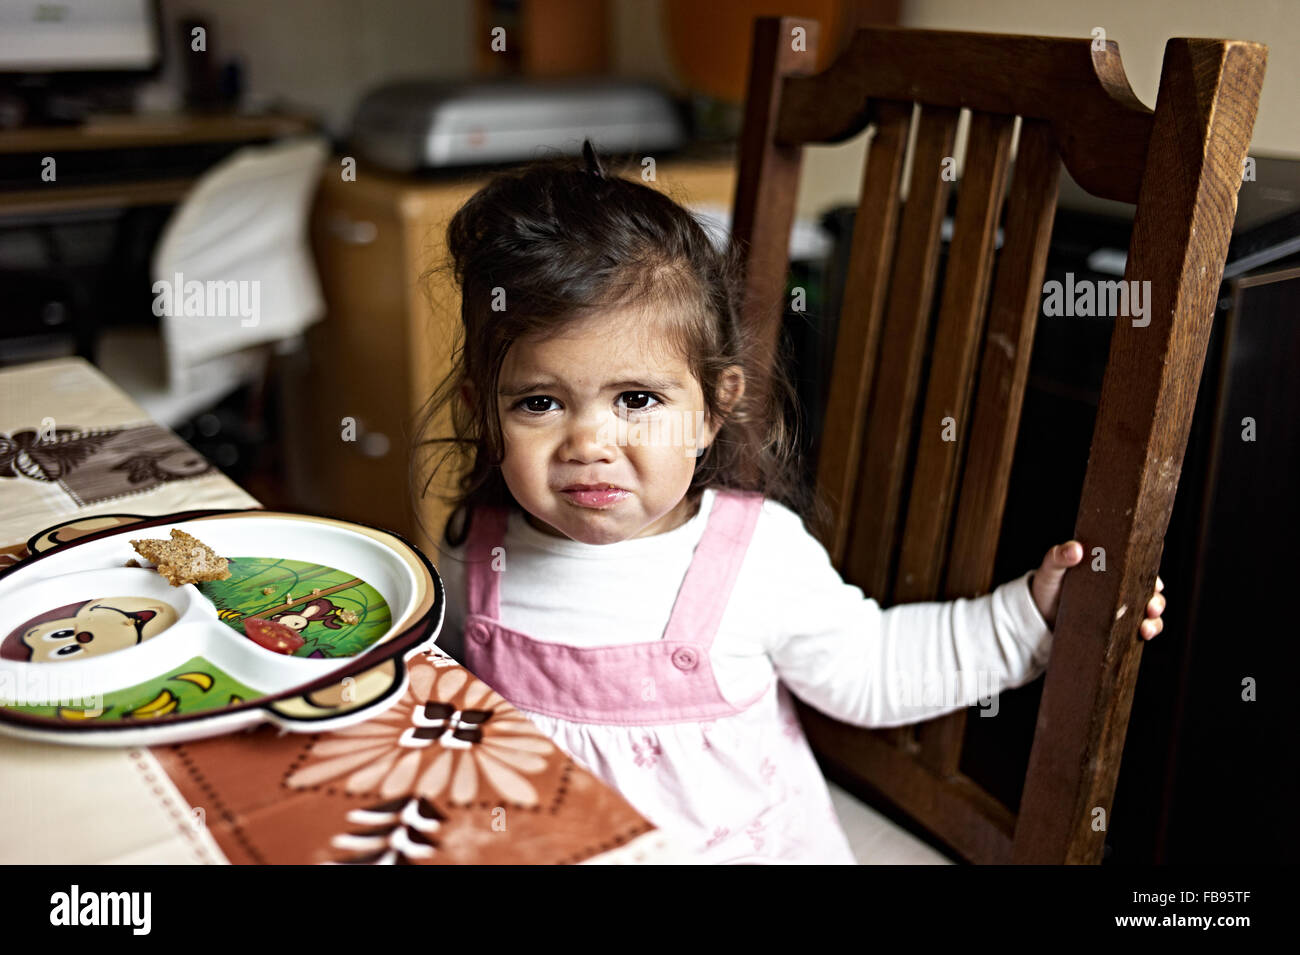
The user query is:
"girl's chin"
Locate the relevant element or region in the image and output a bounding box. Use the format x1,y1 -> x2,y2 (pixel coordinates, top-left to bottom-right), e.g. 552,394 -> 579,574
526,509 -> 618,541
530,510 -> 640,545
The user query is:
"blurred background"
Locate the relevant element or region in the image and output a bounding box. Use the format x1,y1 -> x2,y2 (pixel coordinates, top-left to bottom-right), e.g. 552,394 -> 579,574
0,0 -> 1294,864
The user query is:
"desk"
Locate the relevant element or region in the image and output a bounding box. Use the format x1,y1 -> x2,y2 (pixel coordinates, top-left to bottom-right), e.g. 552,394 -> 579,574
0,358 -> 685,864
0,113 -> 321,364
0,113 -> 316,217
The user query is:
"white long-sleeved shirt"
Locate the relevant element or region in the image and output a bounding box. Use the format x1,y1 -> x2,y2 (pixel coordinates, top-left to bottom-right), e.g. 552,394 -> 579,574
433,486 -> 1054,730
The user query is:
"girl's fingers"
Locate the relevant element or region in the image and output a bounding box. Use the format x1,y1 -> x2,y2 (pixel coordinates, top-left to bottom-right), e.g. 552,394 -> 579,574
1141,618 -> 1163,640
1147,593 -> 1165,617
1051,540 -> 1082,565
1156,576 -> 1164,592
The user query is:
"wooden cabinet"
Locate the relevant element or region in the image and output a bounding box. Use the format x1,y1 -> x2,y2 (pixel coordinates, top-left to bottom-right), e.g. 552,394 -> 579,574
285,152 -> 738,555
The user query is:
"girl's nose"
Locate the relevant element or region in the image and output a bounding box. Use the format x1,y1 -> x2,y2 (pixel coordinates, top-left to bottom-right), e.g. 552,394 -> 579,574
560,417 -> 615,461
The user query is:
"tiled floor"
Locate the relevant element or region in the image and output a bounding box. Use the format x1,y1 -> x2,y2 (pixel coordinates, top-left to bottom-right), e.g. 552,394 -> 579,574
826,779 -> 956,864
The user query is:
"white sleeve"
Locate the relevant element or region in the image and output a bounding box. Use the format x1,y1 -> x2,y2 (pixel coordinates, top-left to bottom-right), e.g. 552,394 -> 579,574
763,504 -> 1055,729
431,540 -> 468,664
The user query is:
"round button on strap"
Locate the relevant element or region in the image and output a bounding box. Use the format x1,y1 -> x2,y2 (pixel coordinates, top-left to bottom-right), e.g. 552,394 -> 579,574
671,646 -> 699,670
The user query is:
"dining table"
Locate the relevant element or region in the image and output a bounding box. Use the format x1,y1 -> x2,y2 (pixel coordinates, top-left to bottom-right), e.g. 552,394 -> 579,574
0,356 -> 688,864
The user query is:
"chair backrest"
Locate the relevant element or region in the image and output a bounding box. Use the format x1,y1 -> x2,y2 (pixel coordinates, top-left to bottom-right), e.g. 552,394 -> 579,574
729,20 -> 1265,863
153,136 -> 329,390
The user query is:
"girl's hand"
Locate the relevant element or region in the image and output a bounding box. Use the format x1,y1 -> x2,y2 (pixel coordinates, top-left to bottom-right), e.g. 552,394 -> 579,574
1029,540 -> 1165,639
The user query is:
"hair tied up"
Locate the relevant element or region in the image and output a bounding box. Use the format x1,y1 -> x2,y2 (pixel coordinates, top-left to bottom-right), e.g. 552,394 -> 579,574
581,138 -> 607,180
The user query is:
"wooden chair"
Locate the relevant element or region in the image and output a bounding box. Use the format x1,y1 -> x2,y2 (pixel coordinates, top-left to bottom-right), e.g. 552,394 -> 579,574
729,20 -> 1266,863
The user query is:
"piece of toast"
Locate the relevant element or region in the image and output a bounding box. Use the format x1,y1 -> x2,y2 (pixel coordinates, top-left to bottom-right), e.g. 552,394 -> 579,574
130,528 -> 231,587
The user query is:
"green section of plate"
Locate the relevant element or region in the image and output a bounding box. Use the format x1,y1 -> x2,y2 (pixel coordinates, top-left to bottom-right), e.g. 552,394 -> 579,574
198,557 -> 392,658
1,656 -> 262,722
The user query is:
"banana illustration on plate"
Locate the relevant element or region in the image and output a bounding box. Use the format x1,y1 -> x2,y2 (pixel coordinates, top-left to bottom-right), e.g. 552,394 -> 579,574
171,671 -> 214,692
57,703 -> 106,720
126,689 -> 179,718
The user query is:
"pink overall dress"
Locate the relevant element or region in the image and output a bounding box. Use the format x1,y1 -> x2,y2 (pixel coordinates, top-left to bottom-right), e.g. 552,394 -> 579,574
462,489 -> 859,864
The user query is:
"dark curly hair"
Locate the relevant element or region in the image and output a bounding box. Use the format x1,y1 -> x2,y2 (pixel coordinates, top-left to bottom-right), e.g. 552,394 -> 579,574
413,139 -> 818,550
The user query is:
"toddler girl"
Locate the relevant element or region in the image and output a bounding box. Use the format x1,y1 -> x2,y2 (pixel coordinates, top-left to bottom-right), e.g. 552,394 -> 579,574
420,140 -> 1166,864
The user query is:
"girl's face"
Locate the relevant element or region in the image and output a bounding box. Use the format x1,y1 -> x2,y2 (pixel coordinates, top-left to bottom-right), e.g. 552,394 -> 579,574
493,306 -> 741,545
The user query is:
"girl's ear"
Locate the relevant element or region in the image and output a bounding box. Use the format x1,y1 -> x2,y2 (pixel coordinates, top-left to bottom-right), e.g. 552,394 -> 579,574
716,365 -> 745,415
698,366 -> 746,453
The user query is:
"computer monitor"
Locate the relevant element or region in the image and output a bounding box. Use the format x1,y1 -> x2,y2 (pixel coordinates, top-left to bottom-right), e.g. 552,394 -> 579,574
0,0 -> 161,74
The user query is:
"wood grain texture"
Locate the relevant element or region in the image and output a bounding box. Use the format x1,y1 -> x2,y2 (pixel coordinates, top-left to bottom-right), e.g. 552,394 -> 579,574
892,110 -> 1015,608
914,118 -> 1062,779
813,100 -> 912,565
841,107 -> 958,601
731,16 -> 822,485
1013,37 -> 1267,865
838,106 -> 957,752
775,26 -> 1154,202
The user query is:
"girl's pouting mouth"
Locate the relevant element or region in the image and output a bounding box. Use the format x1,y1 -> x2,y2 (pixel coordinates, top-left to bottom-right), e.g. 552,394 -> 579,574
558,484 -> 631,508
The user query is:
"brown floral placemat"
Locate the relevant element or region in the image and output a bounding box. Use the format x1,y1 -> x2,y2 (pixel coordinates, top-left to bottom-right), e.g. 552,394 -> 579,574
151,650 -> 658,864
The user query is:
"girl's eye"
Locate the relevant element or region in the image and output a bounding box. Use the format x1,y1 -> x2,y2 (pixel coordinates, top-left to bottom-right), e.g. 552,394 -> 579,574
513,394 -> 663,415
516,396 -> 559,415
618,391 -> 662,413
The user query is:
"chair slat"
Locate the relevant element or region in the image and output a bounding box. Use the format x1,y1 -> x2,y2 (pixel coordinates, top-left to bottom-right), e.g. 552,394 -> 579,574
943,119 -> 1062,598
913,118 -> 1063,777
837,106 -> 958,752
815,100 -> 912,565
893,110 -> 1016,608
885,111 -> 1013,759
841,106 -> 959,602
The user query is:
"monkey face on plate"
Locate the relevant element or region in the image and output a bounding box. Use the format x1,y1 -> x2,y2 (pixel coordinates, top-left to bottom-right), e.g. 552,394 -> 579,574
17,598 -> 179,663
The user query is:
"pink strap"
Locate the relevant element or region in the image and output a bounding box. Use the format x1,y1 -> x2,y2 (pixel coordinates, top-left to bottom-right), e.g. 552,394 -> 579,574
661,490 -> 763,648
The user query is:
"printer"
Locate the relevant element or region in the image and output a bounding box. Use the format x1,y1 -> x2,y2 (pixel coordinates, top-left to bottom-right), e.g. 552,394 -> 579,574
347,76 -> 688,172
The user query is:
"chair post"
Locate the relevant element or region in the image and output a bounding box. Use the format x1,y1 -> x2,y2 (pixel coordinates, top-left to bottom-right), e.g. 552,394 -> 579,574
1013,37 -> 1267,864
730,15 -> 821,483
